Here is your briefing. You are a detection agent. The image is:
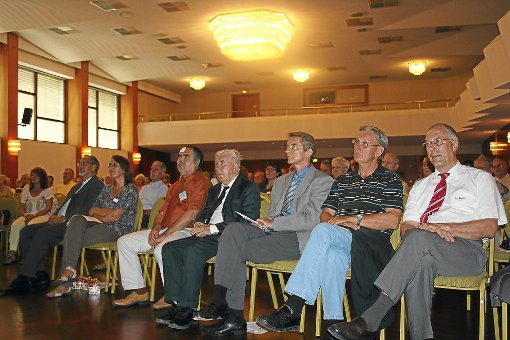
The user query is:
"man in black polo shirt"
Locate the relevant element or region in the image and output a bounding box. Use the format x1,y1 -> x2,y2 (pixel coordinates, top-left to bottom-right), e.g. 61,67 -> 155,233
256,126 -> 403,332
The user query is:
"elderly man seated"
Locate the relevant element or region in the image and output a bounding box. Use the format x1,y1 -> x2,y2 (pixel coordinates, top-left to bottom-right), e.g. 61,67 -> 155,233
138,161 -> 169,228
53,168 -> 76,196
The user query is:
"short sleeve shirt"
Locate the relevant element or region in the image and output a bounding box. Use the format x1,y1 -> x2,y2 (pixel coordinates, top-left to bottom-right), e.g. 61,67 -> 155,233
322,164 -> 403,234
21,187 -> 54,215
160,170 -> 212,228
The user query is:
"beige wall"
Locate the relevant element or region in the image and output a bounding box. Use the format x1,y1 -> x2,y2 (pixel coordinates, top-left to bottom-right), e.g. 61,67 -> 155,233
90,147 -> 128,179
18,140 -> 76,180
139,91 -> 177,120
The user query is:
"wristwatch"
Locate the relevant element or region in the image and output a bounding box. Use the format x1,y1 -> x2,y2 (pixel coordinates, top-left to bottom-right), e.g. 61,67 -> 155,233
356,214 -> 363,227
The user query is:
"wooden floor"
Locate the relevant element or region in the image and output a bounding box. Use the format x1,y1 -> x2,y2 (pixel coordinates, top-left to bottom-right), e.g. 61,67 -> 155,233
0,250 -> 506,340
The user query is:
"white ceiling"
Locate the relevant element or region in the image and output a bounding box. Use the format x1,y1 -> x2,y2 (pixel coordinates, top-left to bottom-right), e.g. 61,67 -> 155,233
1,0 -> 510,94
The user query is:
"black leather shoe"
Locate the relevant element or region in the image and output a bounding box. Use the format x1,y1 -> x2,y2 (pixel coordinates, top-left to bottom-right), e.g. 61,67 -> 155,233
327,317 -> 377,340
0,275 -> 30,296
197,302 -> 227,321
203,316 -> 247,336
155,306 -> 177,325
30,271 -> 50,288
256,305 -> 300,332
167,306 -> 196,330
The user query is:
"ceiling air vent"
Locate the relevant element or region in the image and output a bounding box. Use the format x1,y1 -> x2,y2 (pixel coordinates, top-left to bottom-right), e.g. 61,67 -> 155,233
435,26 -> 462,33
378,36 -> 402,43
369,0 -> 399,9
346,17 -> 373,27
49,26 -> 77,35
327,66 -> 347,71
309,42 -> 333,49
256,71 -> 275,76
112,27 -> 141,35
115,55 -> 137,61
167,55 -> 190,61
202,62 -> 224,68
89,0 -> 126,11
369,75 -> 388,79
158,37 -> 185,44
359,49 -> 381,55
431,67 -> 451,72
158,1 -> 191,12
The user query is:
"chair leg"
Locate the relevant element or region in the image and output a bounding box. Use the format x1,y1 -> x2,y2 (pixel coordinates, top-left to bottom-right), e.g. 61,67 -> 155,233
80,248 -> 86,276
208,263 -> 213,276
343,291 -> 351,322
495,307 -> 501,340
380,329 -> 386,340
299,305 -> 306,334
110,252 -> 119,294
197,289 -> 201,311
150,256 -> 157,302
315,289 -> 322,338
104,250 -> 112,293
266,272 -> 279,309
142,254 -> 150,286
503,302 -> 508,340
467,292 -> 471,311
51,245 -> 58,281
479,285 -> 485,340
278,273 -> 286,300
248,267 -> 258,322
400,295 -> 406,340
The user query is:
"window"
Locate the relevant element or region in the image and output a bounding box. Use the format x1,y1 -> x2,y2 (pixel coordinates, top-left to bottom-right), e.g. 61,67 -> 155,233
17,68 -> 65,143
88,88 -> 119,149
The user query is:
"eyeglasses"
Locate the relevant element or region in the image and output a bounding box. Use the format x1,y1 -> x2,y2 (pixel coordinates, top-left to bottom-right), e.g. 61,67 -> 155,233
77,161 -> 94,167
107,162 -> 120,168
265,167 -> 277,172
352,139 -> 379,149
421,137 -> 454,148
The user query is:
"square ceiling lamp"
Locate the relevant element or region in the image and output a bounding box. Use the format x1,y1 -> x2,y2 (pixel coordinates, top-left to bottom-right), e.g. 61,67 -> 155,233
209,10 -> 294,61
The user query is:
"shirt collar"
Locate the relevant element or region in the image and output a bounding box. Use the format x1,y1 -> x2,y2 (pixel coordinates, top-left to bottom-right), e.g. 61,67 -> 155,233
293,164 -> 312,178
431,161 -> 461,179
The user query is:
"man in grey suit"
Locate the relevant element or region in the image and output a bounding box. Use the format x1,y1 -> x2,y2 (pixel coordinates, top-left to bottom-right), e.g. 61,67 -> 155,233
201,132 -> 334,336
0,156 -> 104,296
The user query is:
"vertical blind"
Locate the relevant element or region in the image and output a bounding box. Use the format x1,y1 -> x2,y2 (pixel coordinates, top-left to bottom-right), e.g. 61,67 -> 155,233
88,87 -> 119,149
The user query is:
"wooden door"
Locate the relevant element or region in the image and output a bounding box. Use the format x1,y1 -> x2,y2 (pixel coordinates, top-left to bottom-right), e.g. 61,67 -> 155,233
231,93 -> 260,118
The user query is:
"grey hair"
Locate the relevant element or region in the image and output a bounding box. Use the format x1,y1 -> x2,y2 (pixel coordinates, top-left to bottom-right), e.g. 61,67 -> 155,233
153,161 -> 167,173
359,126 -> 388,155
332,157 -> 350,168
215,149 -> 242,167
289,132 -> 317,158
475,154 -> 492,167
428,123 -> 458,142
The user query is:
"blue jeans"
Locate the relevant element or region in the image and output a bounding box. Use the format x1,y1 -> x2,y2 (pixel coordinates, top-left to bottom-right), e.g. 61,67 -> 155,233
284,223 -> 352,320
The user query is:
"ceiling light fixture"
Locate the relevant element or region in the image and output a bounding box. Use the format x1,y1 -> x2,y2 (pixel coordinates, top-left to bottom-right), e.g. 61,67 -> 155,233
209,10 -> 294,61
293,70 -> 309,83
490,141 -> 507,153
408,60 -> 426,76
189,77 -> 206,90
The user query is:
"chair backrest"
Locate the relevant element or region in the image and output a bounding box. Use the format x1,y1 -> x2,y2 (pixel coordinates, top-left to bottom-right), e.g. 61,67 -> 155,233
390,225 -> 401,250
134,199 -> 144,232
148,197 -> 166,230
260,193 -> 270,219
501,200 -> 510,240
0,196 -> 20,223
54,193 -> 67,208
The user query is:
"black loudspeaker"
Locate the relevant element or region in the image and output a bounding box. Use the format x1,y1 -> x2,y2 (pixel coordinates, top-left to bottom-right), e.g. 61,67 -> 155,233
21,108 -> 33,126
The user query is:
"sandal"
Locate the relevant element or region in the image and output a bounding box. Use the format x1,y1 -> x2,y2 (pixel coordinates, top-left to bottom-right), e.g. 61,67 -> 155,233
46,285 -> 72,299
4,252 -> 17,265
55,266 -> 77,285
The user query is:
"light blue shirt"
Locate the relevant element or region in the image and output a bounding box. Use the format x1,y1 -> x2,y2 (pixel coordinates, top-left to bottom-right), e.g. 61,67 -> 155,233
139,180 -> 168,210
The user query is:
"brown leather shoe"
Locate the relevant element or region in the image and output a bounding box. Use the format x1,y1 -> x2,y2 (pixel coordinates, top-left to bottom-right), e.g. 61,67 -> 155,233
113,291 -> 150,307
152,296 -> 171,310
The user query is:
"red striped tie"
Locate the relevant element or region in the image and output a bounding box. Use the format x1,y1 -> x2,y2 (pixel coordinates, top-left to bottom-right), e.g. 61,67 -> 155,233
420,173 -> 449,223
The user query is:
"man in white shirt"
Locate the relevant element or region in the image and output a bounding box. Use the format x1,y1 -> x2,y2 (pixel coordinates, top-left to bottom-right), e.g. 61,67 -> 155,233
53,168 -> 75,196
328,123 -> 507,340
493,158 -> 510,189
331,157 -> 350,179
139,161 -> 169,228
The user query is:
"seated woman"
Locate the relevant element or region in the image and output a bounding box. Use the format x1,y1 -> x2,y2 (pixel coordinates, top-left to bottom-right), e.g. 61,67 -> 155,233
5,167 -> 54,265
47,155 -> 138,298
259,161 -> 281,194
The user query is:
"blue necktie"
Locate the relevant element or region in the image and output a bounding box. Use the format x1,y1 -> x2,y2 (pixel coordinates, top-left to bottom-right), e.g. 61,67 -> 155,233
280,173 -> 299,216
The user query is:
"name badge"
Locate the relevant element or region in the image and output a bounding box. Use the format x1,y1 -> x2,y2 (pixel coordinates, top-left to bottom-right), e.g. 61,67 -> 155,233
454,196 -> 465,200
179,191 -> 188,201
113,198 -> 119,203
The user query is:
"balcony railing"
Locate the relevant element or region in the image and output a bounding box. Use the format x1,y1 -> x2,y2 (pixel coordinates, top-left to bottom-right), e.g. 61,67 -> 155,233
138,98 -> 458,123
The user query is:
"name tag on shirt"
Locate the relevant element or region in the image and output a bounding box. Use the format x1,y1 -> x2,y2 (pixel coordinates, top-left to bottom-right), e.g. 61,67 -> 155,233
113,198 -> 119,203
179,191 -> 188,201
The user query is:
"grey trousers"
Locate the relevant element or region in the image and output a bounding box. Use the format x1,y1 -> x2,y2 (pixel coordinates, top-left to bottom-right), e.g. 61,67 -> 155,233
214,222 -> 301,310
374,229 -> 487,340
61,215 -> 119,272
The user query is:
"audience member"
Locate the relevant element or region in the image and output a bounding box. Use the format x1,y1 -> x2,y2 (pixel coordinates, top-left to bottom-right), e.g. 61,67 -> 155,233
0,174 -> 13,197
260,161 -> 281,194
16,173 -> 30,193
331,157 -> 350,179
53,168 -> 75,196
257,126 -> 403,333
253,171 -> 265,185
320,160 -> 332,176
382,152 -> 409,201
162,173 -> 171,187
328,123 -> 506,340
199,132 -> 333,336
47,155 -> 138,298
350,159 -> 358,173
281,167 -> 289,175
419,156 -> 434,179
156,149 -> 260,330
114,147 -> 210,309
493,158 -> 510,189
47,176 -> 54,188
134,174 -> 147,192
138,161 -> 169,228
5,167 -> 54,265
0,156 -> 103,296
473,154 -> 510,203
104,176 -> 112,185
